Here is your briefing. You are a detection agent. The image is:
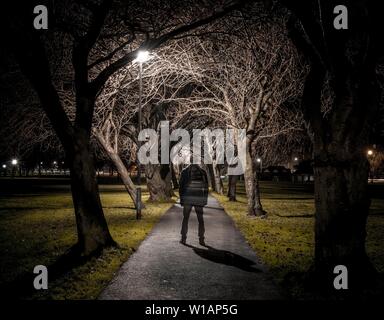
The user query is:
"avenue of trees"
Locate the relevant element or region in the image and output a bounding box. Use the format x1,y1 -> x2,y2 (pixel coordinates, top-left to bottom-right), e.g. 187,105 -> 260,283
2,0 -> 246,255
1,0 -> 384,289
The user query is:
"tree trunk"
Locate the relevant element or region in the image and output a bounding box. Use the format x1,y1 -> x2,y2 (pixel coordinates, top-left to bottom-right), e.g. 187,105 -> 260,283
227,175 -> 238,201
68,133 -> 115,256
170,164 -> 179,189
300,60 -> 378,287
109,153 -> 138,206
94,131 -> 138,206
206,163 -> 223,193
145,164 -> 173,201
244,138 -> 266,216
311,74 -> 378,286
313,151 -> 374,285
206,164 -> 215,191
213,164 -> 224,194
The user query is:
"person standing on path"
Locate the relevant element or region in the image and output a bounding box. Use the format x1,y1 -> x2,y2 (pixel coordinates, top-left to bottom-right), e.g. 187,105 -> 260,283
179,164 -> 208,246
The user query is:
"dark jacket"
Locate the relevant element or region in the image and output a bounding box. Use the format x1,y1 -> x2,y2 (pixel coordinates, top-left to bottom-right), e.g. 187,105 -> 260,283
179,165 -> 208,207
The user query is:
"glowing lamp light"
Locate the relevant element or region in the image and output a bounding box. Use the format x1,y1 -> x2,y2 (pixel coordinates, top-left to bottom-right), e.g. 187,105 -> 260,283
11,159 -> 18,165
294,157 -> 298,161
135,50 -> 150,63
367,150 -> 373,156
2,164 -> 6,169
257,158 -> 261,163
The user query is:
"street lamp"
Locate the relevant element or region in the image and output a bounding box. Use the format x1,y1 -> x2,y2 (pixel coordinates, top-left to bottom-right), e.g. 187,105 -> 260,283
367,150 -> 373,156
294,157 -> 298,161
134,50 -> 151,220
11,159 -> 18,165
135,50 -> 150,64
135,51 -> 151,149
2,164 -> 6,169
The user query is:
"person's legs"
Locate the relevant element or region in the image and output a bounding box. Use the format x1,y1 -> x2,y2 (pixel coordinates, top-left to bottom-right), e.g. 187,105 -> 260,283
195,206 -> 205,245
180,205 -> 192,243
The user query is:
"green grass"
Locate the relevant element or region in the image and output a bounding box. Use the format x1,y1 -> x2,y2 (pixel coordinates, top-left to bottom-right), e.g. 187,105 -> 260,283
0,184 -> 176,300
1,179 -> 382,299
213,181 -> 384,298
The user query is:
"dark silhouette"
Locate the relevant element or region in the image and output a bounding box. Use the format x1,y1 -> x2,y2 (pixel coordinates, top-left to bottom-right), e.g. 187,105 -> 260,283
184,244 -> 261,273
179,164 -> 208,245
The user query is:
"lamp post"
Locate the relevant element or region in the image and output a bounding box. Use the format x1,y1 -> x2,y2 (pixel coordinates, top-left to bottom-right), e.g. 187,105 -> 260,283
134,50 -> 151,220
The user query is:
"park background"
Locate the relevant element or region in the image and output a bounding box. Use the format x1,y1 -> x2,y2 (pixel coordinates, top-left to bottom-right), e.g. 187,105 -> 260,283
1,0 -> 384,300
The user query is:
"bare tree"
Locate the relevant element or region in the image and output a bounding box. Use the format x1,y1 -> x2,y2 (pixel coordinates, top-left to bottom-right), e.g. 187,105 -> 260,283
94,61 -> 175,201
92,68 -> 139,205
2,0 -> 246,255
152,13 -> 304,215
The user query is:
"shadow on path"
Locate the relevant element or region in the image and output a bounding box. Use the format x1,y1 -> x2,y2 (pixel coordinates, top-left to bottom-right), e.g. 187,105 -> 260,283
183,243 -> 261,273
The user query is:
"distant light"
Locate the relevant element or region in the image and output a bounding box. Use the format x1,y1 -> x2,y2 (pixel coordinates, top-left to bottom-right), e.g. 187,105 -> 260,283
2,164 -> 6,169
53,161 -> 57,165
294,157 -> 298,161
367,150 -> 373,156
257,158 -> 261,163
11,159 -> 18,165
40,162 -> 43,165
135,50 -> 150,63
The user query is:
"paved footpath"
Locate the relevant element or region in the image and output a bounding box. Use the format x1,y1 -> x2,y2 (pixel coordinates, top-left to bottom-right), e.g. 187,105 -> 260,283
99,196 -> 283,300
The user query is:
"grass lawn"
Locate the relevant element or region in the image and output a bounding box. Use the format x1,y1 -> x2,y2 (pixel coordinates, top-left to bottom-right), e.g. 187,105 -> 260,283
213,181 -> 384,299
0,181 -> 176,299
